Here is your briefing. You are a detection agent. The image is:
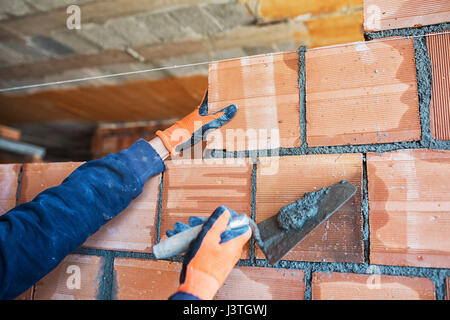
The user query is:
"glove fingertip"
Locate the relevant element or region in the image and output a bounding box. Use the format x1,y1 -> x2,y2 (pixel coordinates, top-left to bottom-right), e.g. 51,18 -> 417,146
174,222 -> 190,233
201,206 -> 231,237
166,229 -> 176,237
220,225 -> 250,243
198,90 -> 208,116
189,216 -> 207,227
222,104 -> 237,120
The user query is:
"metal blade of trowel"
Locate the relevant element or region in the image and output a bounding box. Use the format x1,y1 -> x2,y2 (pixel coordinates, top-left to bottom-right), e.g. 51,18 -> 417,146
255,180 -> 357,265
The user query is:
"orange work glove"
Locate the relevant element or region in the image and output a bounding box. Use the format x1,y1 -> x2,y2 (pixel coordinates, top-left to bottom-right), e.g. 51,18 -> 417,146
168,206 -> 251,300
156,90 -> 237,155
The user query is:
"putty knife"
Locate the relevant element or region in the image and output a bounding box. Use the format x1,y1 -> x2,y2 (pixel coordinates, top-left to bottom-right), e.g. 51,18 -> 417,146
153,180 -> 357,265
256,180 -> 357,264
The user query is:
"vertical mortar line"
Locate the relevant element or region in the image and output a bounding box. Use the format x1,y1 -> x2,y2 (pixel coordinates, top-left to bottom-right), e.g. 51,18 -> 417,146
249,161 -> 257,266
14,165 -> 37,299
413,36 -> 433,147
303,267 -> 312,300
298,46 -> 308,148
440,272 -> 449,300
362,154 -> 370,264
155,172 -> 164,244
96,251 -> 115,300
434,271 -> 447,300
31,284 -> 36,301
15,163 -> 24,206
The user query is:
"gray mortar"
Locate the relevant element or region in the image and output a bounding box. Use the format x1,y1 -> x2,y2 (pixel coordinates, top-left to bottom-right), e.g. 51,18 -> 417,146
303,269 -> 312,300
208,141 -> 426,160
74,247 -> 156,261
365,22 -> 450,40
250,163 -> 257,264
413,36 -> 433,147
111,269 -> 119,300
155,172 -> 164,244
298,46 -> 308,147
277,186 -> 330,230
14,164 -> 24,206
96,251 -> 115,300
361,155 -> 370,263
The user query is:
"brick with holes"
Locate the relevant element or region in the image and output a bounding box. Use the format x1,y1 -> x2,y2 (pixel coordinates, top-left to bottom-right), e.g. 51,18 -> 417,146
255,154 -> 364,263
312,272 -> 435,300
19,161 -> 161,252
305,38 -> 421,147
367,149 -> 450,268
206,52 -> 301,152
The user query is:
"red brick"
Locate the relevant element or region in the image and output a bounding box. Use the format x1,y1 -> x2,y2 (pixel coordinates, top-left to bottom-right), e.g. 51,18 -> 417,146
367,149 -> 450,268
19,162 -> 161,252
96,127 -> 121,137
0,164 -> 20,215
34,254 -> 104,300
91,135 -> 104,154
207,52 -> 301,151
255,154 -> 364,263
102,136 -> 120,154
83,174 -> 161,252
117,136 -> 137,151
305,38 -> 421,147
427,32 -> 450,141
364,0 -> 450,32
19,162 -> 84,204
312,272 -> 436,300
93,153 -> 109,160
160,159 -> 253,258
0,125 -> 21,141
15,288 -> 33,300
114,258 -> 304,300
91,123 -> 172,155
215,266 -> 305,300
113,258 -> 182,300
1,164 -> 33,300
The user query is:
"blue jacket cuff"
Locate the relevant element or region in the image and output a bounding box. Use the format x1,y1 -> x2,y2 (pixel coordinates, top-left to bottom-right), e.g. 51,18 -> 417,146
169,291 -> 201,300
116,139 -> 166,184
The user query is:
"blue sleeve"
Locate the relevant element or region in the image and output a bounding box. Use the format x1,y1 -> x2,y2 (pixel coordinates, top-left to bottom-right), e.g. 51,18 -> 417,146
169,292 -> 200,300
0,139 -> 165,300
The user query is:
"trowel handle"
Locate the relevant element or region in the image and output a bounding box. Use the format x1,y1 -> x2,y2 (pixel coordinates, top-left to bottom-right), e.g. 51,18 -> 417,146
152,215 -> 250,259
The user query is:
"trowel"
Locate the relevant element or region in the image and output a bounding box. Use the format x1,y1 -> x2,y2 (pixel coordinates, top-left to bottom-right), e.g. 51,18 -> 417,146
153,180 -> 357,265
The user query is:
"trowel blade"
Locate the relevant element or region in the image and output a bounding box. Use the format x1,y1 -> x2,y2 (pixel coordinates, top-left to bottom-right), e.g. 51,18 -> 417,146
256,180 -> 357,265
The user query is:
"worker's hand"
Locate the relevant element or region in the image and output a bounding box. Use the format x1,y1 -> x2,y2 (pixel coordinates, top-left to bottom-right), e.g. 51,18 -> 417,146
168,206 -> 251,300
155,90 -> 237,155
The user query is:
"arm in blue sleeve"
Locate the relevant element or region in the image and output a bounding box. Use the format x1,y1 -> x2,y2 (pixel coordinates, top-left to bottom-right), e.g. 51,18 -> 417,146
0,139 -> 165,299
169,292 -> 200,300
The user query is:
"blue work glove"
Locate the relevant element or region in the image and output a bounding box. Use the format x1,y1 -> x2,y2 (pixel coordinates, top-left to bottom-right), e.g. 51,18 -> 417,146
167,206 -> 251,300
156,91 -> 237,155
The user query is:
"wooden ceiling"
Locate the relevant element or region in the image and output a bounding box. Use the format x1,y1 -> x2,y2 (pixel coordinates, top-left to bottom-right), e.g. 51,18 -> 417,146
0,74 -> 207,125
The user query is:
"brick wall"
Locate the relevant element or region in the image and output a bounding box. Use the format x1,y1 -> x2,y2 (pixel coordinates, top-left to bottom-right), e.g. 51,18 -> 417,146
2,148 -> 449,299
0,0 -> 449,300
